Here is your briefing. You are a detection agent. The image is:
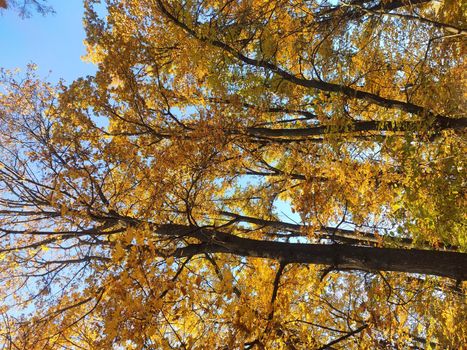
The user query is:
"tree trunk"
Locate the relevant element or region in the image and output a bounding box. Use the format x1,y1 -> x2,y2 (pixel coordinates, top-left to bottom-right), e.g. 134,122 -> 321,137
161,224 -> 467,280
247,118 -> 467,139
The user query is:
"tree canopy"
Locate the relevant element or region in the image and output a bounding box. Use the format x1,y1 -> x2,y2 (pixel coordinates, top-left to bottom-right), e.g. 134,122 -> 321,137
0,0 -> 466,348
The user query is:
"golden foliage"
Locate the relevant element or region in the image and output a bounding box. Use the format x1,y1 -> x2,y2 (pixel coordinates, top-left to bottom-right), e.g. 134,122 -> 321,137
0,0 -> 466,348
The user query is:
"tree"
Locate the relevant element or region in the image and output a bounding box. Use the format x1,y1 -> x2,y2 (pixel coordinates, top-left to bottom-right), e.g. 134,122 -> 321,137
0,0 -> 466,348
0,0 -> 53,17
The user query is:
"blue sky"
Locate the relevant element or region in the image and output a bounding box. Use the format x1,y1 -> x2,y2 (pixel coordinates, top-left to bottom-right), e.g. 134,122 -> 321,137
0,0 -> 95,82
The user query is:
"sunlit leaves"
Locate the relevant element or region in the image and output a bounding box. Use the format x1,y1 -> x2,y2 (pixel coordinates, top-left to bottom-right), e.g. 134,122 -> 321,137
0,0 -> 466,348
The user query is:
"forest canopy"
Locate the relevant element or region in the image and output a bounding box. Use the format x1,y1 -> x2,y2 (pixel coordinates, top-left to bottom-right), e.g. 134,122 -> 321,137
0,0 -> 466,348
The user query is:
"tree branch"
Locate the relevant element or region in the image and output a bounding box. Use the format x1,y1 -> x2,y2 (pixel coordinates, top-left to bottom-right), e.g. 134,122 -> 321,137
156,0 -> 465,123
316,324 -> 368,350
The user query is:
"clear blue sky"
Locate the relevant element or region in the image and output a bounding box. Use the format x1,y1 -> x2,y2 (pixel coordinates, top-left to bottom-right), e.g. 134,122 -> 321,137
0,0 -> 95,82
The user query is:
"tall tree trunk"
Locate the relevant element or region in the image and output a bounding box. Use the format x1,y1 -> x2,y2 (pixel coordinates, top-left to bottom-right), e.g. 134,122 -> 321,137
158,224 -> 467,280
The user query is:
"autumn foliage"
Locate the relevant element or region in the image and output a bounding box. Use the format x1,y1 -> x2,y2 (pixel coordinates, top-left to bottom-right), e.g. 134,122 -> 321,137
0,0 -> 466,348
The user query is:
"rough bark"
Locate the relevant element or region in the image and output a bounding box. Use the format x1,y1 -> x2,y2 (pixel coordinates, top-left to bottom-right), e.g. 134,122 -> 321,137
156,224 -> 467,280
247,118 -> 467,138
